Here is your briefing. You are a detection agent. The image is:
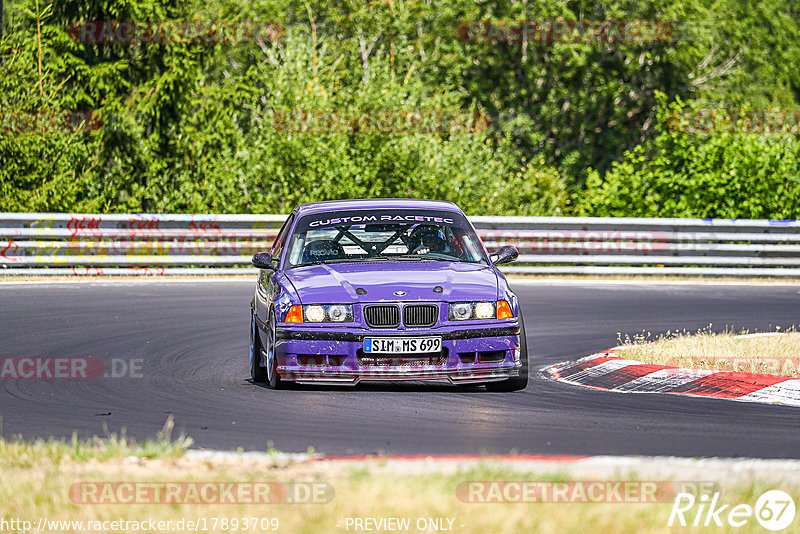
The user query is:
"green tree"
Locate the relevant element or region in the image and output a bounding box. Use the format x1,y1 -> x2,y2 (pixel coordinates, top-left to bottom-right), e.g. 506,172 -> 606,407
579,93 -> 800,218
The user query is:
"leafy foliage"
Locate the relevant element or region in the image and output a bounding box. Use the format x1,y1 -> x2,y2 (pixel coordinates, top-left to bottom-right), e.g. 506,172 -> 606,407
0,0 -> 798,217
579,94 -> 800,218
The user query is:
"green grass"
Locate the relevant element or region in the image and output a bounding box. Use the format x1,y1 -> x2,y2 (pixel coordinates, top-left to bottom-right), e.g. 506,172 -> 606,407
0,416 -> 192,467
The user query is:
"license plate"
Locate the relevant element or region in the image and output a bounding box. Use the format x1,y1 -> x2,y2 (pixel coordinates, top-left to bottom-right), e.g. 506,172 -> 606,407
363,337 -> 442,354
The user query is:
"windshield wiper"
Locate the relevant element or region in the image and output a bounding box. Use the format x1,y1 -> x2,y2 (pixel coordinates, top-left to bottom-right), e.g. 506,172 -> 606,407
294,258 -> 357,267
389,254 -> 440,262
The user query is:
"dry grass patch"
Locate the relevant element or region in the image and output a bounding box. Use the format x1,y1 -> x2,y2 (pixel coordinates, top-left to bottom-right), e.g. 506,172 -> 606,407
616,329 -> 800,377
3,446 -> 799,534
3,421 -> 800,533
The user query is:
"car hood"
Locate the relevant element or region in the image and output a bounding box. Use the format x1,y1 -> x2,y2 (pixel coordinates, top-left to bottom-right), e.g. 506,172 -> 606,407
285,262 -> 498,303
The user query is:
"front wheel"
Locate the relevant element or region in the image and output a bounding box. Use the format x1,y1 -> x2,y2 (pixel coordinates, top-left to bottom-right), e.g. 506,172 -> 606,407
485,313 -> 529,392
264,309 -> 284,389
250,310 -> 269,383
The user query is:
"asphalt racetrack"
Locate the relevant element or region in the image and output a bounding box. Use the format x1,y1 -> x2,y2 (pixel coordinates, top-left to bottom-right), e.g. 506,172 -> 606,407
1,280 -> 798,458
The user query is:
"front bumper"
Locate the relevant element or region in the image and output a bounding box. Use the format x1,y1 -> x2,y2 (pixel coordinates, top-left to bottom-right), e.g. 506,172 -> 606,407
270,324 -> 522,386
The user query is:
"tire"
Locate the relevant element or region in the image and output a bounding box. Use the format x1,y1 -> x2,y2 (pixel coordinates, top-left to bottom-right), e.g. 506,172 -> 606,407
485,313 -> 529,392
250,309 -> 269,383
264,309 -> 284,389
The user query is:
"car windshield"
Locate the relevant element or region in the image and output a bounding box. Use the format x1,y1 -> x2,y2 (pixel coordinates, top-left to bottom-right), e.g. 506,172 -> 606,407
285,208 -> 488,268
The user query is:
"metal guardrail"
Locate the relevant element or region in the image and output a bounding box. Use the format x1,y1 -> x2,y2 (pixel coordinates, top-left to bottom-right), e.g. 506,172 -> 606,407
1,213 -> 800,276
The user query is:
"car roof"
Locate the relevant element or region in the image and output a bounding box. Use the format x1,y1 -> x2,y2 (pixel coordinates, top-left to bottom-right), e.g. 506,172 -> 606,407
293,198 -> 462,216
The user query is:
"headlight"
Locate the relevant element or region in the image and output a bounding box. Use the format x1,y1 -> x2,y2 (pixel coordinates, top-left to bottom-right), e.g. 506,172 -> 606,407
448,301 -> 514,321
302,304 -> 354,323
474,302 -> 495,319
305,305 -> 326,323
450,303 -> 473,320
449,301 -> 494,321
327,304 -> 350,322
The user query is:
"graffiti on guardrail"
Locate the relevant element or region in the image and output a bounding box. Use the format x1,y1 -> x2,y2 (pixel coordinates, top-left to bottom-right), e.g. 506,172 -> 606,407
67,216 -> 103,237
3,215 -> 279,239
0,240 -> 273,258
188,215 -> 222,232
127,215 -> 161,234
130,267 -> 167,276
1,241 -> 20,261
72,267 -> 105,276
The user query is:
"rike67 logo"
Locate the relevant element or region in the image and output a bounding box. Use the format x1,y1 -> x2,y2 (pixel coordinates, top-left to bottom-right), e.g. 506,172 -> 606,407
669,490 -> 796,531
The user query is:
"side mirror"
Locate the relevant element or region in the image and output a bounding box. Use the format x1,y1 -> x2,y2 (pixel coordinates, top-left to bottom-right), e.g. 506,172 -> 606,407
490,245 -> 519,265
252,252 -> 276,270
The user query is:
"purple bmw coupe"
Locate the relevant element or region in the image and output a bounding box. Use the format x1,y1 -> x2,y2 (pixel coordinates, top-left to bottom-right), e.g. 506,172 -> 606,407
249,199 -> 527,391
